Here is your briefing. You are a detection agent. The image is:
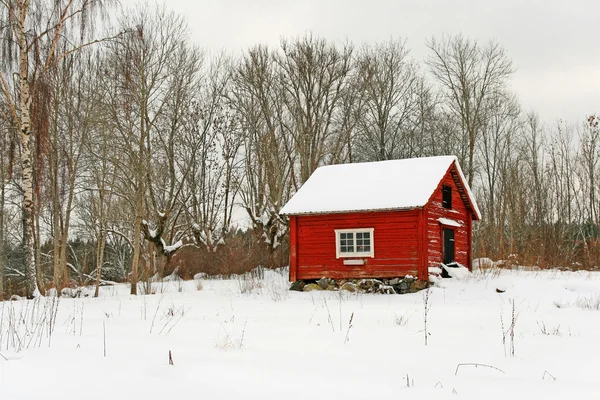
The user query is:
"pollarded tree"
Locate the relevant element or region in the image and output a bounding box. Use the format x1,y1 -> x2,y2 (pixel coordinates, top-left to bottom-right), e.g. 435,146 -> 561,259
230,45 -> 293,253
179,55 -> 243,253
0,0 -> 116,297
102,7 -> 197,293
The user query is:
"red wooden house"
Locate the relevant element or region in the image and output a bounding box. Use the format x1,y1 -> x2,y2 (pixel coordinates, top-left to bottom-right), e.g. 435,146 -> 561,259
280,156 -> 481,282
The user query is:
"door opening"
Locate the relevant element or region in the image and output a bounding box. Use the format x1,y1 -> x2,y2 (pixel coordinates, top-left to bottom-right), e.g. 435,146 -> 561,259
443,228 -> 455,265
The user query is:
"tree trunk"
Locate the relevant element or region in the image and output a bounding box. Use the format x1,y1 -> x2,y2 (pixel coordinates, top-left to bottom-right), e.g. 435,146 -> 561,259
94,230 -> 105,298
52,208 -> 62,292
0,174 -> 5,296
130,183 -> 144,295
34,189 -> 45,296
468,127 -> 475,188
57,167 -> 77,290
94,182 -> 107,297
51,147 -> 65,292
18,21 -> 40,298
58,231 -> 70,288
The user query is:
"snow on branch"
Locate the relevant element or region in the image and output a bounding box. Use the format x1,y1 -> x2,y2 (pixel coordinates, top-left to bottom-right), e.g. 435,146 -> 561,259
142,212 -> 183,257
191,223 -> 224,252
162,239 -> 183,256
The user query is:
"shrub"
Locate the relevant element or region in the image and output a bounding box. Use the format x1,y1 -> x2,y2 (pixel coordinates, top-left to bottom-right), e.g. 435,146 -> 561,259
575,294 -> 600,310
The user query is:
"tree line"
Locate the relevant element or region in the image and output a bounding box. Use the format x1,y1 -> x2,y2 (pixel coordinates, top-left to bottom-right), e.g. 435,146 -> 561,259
0,2 -> 598,298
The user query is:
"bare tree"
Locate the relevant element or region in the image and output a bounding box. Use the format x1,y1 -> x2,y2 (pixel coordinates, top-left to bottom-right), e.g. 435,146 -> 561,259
66,53 -> 119,296
329,67 -> 364,164
230,45 -> 292,253
0,110 -> 13,294
580,115 -> 600,224
522,113 -> 549,229
87,124 -> 117,297
576,115 -> 600,265
476,92 -> 521,257
355,39 -> 422,161
277,35 -> 353,185
426,34 -> 514,187
42,54 -> 99,293
411,78 -> 443,157
0,0 -> 115,297
548,123 -> 577,224
182,55 -> 243,252
103,7 -> 196,292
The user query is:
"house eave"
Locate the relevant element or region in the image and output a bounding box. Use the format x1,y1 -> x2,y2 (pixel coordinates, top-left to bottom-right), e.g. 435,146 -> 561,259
280,205 -> 425,217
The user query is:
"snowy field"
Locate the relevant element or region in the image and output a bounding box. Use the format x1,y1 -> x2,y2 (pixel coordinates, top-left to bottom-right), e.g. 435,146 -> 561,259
1,268 -> 600,399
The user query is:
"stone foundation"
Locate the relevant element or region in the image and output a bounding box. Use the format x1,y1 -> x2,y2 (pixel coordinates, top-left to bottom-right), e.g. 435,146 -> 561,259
290,276 -> 430,294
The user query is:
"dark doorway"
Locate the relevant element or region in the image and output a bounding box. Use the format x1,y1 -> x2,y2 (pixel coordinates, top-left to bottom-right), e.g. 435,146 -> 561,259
443,228 -> 455,264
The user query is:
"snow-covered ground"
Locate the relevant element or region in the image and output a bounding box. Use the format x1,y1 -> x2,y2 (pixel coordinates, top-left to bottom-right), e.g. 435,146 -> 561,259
1,268 -> 600,399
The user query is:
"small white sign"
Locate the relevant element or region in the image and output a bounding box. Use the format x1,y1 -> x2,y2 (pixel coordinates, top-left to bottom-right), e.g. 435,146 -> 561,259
343,259 -> 365,266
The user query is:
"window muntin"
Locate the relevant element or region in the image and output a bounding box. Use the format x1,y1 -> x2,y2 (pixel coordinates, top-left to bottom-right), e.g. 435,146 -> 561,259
335,228 -> 374,258
442,185 -> 452,209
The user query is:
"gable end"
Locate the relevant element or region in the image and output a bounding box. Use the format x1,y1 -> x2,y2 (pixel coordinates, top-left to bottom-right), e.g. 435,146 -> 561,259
426,162 -> 480,220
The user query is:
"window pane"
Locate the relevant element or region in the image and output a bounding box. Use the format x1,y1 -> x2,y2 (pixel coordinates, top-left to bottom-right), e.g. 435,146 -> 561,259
339,232 -> 354,253
357,243 -> 370,252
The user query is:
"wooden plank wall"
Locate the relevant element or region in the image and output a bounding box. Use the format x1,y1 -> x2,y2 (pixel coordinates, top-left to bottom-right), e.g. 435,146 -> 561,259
425,166 -> 471,268
295,210 -> 420,280
289,215 -> 298,281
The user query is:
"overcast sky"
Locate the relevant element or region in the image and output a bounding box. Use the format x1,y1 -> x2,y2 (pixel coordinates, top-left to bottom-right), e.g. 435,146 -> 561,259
134,0 -> 599,125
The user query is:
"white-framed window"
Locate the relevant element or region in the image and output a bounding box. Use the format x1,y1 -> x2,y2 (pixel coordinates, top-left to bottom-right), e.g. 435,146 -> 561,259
335,228 -> 375,258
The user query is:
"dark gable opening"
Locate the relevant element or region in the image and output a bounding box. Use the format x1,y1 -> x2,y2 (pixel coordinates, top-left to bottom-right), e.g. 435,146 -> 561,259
442,185 -> 452,209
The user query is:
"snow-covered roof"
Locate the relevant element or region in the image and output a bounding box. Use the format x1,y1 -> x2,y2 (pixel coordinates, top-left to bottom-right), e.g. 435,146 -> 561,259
280,155 -> 480,218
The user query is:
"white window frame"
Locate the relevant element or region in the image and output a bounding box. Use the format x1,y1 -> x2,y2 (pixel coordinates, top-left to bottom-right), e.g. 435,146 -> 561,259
335,228 -> 375,258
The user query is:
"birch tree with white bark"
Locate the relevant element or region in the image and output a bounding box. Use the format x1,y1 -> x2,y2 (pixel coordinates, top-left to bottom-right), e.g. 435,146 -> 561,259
0,0 -> 115,297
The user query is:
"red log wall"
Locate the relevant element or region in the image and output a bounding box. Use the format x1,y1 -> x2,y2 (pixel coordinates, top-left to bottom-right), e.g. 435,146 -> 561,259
294,210 -> 420,280
425,166 -> 472,269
